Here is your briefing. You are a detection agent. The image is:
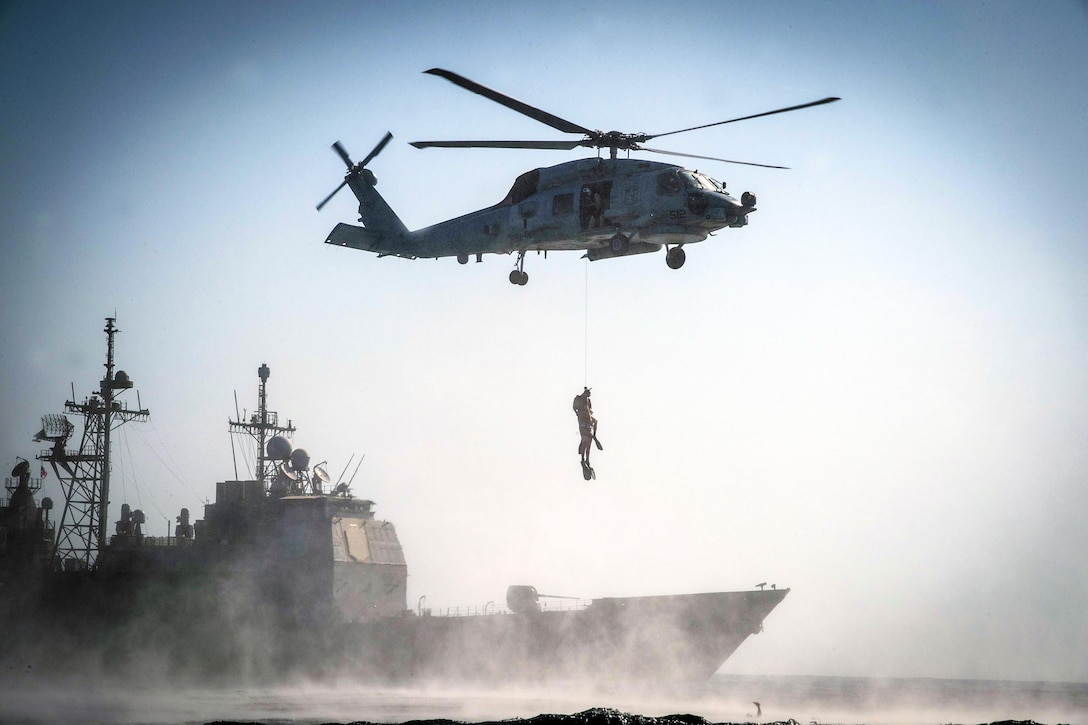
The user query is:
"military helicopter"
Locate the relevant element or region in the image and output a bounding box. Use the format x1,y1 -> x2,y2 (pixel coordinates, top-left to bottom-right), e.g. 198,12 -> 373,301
317,68 -> 839,285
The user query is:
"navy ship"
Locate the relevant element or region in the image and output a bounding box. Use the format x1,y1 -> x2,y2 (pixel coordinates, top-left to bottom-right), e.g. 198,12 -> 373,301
0,319 -> 788,684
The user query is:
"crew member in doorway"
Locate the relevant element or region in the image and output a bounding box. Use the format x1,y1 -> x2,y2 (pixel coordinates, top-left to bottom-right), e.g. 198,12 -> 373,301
573,387 -> 601,479
581,186 -> 604,230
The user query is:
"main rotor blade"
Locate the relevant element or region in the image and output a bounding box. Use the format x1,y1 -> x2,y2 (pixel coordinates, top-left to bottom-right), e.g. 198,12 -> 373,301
316,179 -> 348,211
360,132 -> 393,167
641,146 -> 790,169
332,141 -> 353,168
425,68 -> 594,137
410,139 -> 583,150
648,97 -> 841,140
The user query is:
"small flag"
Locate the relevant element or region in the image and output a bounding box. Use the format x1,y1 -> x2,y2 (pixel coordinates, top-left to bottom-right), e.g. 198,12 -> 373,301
40,466 -> 47,479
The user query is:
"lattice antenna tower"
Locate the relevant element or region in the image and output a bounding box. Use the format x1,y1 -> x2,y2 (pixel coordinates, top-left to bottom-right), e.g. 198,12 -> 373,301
228,364 -> 295,490
38,318 -> 150,570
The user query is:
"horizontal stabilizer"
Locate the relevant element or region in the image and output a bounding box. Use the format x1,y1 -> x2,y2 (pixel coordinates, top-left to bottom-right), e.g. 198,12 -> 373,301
325,223 -> 416,259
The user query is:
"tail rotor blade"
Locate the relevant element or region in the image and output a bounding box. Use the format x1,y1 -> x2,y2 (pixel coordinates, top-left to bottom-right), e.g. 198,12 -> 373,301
316,180 -> 348,211
332,141 -> 353,168
360,132 -> 393,168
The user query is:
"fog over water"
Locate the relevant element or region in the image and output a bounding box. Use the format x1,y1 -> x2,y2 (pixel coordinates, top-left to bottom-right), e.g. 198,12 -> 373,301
2,0 -> 1087,716
2,676 -> 1087,725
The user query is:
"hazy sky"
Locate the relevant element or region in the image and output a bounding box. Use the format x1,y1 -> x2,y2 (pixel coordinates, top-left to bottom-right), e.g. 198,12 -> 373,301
2,1 -> 1086,683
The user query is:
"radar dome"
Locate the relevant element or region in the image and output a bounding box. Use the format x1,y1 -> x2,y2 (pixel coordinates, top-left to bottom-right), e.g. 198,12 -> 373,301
267,435 -> 293,461
290,448 -> 311,471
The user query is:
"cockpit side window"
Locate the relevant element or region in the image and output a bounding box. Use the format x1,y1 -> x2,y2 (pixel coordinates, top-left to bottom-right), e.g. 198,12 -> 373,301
656,171 -> 682,196
553,193 -> 574,215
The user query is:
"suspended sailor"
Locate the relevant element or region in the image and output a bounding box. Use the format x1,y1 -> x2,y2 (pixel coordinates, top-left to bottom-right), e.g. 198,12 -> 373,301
573,387 -> 602,479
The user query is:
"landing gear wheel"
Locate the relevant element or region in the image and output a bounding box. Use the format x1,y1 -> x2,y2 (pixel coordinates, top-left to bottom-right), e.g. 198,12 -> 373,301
609,233 -> 630,255
666,247 -> 686,270
581,461 -> 595,481
509,250 -> 528,286
457,253 -> 469,265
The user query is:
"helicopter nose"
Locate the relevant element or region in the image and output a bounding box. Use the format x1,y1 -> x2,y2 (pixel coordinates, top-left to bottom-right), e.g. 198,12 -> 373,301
706,194 -> 753,227
726,195 -> 753,227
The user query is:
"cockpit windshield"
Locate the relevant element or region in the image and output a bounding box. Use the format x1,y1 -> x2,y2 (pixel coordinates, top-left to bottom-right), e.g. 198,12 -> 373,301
679,171 -> 724,192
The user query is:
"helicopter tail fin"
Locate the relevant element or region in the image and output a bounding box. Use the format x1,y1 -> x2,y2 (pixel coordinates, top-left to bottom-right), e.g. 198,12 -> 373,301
347,169 -> 411,239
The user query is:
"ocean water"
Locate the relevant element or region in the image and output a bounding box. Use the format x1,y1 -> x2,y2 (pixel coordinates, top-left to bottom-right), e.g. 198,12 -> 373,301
1,674 -> 1085,725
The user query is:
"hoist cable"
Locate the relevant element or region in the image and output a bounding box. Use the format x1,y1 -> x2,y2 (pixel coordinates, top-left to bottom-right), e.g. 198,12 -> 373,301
584,258 -> 590,387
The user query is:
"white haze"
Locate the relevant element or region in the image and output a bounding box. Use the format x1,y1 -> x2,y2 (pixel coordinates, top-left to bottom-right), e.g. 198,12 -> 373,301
1,0 -> 1087,699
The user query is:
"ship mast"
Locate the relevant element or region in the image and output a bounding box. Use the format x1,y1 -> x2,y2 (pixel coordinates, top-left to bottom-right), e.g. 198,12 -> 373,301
40,318 -> 150,570
228,363 -> 295,490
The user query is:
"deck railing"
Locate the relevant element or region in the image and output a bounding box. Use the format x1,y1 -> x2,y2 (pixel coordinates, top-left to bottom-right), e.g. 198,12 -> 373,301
427,598 -> 592,617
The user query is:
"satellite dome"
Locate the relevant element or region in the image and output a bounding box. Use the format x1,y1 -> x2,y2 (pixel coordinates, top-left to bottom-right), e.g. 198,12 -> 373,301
115,371 -> 130,384
290,448 -> 311,471
267,435 -> 293,461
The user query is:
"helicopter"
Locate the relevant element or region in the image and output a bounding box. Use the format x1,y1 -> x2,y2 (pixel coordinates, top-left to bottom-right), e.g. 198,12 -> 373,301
317,68 -> 839,285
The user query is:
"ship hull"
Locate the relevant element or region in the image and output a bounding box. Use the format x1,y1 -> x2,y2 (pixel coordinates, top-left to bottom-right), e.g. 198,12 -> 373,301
341,589 -> 789,683
3,577 -> 787,685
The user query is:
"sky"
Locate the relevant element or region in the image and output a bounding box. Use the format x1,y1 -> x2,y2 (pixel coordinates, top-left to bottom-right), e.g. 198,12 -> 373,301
1,0 -> 1087,684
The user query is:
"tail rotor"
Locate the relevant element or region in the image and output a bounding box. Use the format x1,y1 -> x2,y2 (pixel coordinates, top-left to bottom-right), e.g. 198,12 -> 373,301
317,132 -> 393,211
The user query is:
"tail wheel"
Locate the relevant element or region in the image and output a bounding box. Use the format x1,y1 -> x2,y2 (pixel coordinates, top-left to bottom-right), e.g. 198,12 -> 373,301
666,247 -> 686,270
